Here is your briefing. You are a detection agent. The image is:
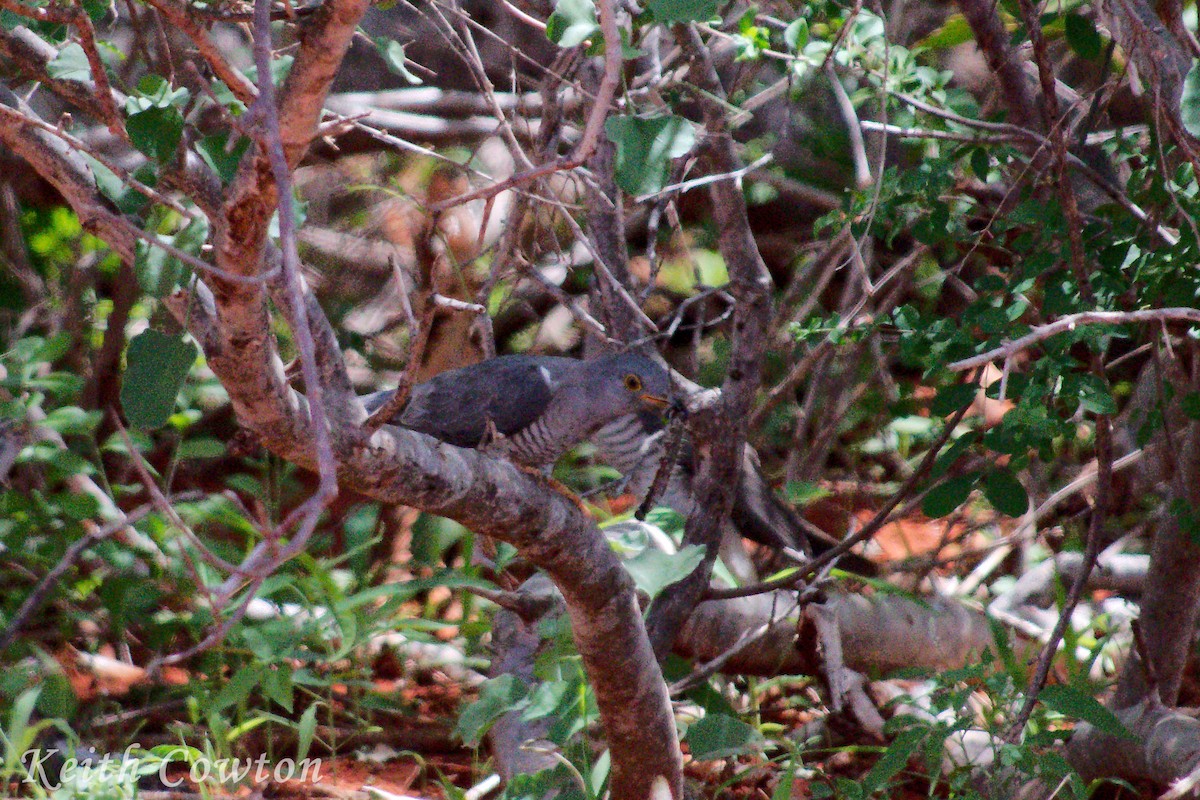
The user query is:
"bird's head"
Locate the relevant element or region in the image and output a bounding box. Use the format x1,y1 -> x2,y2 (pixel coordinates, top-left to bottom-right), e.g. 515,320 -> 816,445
587,352 -> 674,418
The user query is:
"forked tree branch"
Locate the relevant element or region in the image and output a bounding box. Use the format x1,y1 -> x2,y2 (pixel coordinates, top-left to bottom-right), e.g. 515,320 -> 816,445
644,23 -> 777,658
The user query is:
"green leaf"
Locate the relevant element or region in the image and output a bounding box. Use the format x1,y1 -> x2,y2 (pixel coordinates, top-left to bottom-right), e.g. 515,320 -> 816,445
970,147 -> 990,181
1183,392 -> 1200,421
126,105 -> 184,161
603,115 -> 697,196
784,480 -> 831,506
46,43 -> 92,81
784,18 -> 808,50
5,687 -> 41,762
623,544 -> 705,600
454,674 -> 527,746
915,14 -> 974,50
519,679 -> 572,721
1171,497 -> 1200,544
982,467 -> 1028,516
373,38 -> 422,84
546,0 -> 597,47
35,673 -> 78,720
646,0 -> 717,24
176,438 -> 226,459
263,666 -> 294,713
1038,685 -> 1136,740
1077,375 -> 1117,415
212,664 -> 263,711
922,473 -> 978,518
34,331 -> 73,362
685,713 -> 761,760
196,134 -> 251,185
590,748 -> 611,797
134,74 -> 190,107
135,218 -> 206,296
1182,60 -> 1200,139
296,702 -> 319,762
41,406 -> 101,436
1064,13 -> 1102,60
57,490 -> 100,520
773,759 -> 798,800
120,330 -> 198,430
861,727 -> 925,795
931,383 -> 977,416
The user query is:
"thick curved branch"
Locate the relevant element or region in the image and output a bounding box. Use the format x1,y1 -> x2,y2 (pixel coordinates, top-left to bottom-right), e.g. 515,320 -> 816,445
955,0 -> 1040,129
162,278 -> 682,799
947,309 -> 1200,372
1098,0 -> 1199,157
1067,699 -> 1200,787
277,0 -> 369,168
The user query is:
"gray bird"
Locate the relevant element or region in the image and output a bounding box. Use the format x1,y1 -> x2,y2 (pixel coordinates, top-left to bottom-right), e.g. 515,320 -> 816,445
363,353 -> 673,468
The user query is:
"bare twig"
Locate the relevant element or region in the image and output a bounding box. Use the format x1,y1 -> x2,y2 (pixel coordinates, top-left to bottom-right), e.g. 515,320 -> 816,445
860,120 -> 1025,145
709,373 -> 980,601
206,0 -> 341,607
1004,415 -> 1114,741
140,0 -> 258,104
826,61 -> 872,189
427,0 -> 622,213
633,153 -> 773,202
0,503 -> 165,651
947,309 -> 1200,372
363,306 -> 433,432
668,592 -> 802,696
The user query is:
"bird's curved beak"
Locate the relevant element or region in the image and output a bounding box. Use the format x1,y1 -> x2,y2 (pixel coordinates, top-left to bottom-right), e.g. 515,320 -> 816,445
639,393 -> 671,410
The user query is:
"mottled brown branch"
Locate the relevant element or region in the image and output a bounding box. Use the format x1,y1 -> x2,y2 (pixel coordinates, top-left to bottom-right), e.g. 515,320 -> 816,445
955,0 -> 1041,129
140,0 -> 259,105
216,0 -> 369,284
70,0 -> 124,138
0,26 -> 115,119
1098,0 -> 1197,154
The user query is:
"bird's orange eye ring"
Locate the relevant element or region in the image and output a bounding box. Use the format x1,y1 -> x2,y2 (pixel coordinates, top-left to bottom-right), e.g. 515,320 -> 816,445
623,373 -> 643,392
